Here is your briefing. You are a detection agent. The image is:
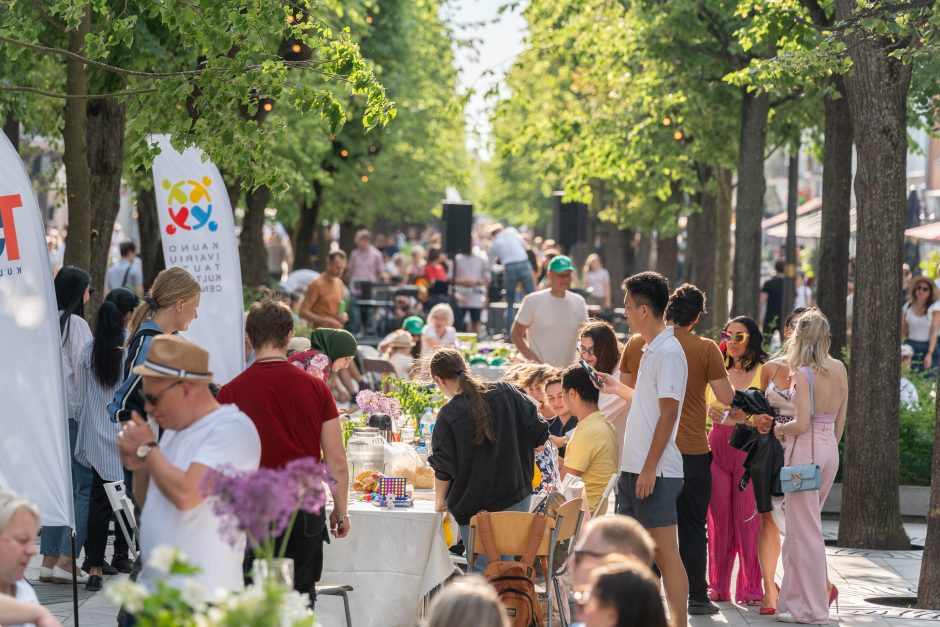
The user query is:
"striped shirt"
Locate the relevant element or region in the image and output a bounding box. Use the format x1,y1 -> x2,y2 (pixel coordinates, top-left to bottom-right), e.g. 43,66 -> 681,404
75,341 -> 124,482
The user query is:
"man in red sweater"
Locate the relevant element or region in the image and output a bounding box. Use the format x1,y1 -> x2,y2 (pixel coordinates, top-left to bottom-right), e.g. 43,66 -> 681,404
218,299 -> 350,604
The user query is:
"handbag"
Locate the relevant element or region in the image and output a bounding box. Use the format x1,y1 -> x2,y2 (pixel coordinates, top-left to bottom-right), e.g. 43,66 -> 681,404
728,422 -> 759,451
779,367 -> 822,493
728,388 -> 774,452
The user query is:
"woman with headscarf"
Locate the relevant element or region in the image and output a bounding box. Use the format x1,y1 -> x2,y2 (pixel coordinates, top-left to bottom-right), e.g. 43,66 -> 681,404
40,267 -> 94,585
288,328 -> 360,401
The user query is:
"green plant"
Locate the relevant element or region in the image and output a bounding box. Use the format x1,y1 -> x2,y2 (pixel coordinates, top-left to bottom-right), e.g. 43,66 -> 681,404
385,377 -> 443,429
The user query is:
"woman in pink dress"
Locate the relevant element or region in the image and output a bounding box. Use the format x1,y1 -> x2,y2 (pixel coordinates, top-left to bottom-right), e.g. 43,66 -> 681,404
773,308 -> 847,624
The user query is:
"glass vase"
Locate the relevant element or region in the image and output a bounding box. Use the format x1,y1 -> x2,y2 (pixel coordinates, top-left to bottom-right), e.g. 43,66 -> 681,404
252,557 -> 295,588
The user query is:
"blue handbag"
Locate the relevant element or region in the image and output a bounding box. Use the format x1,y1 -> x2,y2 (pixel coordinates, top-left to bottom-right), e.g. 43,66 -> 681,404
779,367 -> 822,493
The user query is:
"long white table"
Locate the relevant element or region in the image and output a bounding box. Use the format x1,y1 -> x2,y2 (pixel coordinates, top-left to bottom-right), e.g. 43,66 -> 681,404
316,496 -> 458,627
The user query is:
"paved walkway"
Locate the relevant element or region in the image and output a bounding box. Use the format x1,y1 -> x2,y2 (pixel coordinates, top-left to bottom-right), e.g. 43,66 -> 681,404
26,521 -> 939,627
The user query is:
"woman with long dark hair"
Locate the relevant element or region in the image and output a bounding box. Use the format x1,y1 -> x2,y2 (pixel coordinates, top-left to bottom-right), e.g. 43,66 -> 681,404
427,348 -> 548,569
903,276 -> 936,371
75,288 -> 139,589
579,561 -> 670,627
40,266 -> 94,584
704,316 -> 771,606
577,320 -> 628,462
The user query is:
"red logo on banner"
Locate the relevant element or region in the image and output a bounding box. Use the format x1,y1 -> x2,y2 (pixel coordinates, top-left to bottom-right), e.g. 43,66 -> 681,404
0,194 -> 22,262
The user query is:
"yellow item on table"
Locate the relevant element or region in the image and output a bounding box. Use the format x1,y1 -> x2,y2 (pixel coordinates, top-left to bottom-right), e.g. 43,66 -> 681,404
442,512 -> 458,547
532,463 -> 542,490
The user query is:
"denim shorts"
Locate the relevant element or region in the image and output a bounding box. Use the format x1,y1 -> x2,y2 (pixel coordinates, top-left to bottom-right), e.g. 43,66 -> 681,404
616,472 -> 684,529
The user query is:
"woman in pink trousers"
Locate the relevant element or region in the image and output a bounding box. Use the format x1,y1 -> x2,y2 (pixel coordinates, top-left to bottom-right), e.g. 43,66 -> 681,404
772,308 -> 846,624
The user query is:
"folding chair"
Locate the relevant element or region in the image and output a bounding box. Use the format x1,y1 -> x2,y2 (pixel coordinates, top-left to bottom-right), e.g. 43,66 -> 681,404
316,584 -> 353,627
467,511 -> 559,627
593,473 -> 620,518
547,499 -> 585,627
362,357 -> 398,392
103,481 -> 139,559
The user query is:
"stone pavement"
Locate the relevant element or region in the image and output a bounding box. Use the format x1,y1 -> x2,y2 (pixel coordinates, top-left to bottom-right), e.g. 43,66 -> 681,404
26,520 -> 939,627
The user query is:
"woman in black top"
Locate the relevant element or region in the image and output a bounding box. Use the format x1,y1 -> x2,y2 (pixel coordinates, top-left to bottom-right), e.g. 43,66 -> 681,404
428,348 -> 549,550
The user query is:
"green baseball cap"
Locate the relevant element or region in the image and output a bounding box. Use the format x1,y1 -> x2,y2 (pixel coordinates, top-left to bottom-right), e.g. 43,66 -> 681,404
547,255 -> 574,273
403,316 -> 425,335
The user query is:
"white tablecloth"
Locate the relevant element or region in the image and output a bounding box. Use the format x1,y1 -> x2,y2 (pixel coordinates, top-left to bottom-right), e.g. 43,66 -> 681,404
317,498 -> 457,627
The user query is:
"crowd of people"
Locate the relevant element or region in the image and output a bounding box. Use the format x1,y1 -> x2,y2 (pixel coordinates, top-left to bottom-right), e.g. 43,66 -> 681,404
4,216 -> 865,627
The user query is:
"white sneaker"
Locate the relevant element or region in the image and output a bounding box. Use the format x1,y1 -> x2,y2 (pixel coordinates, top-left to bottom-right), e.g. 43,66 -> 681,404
50,566 -> 88,584
776,613 -> 798,623
39,566 -> 54,582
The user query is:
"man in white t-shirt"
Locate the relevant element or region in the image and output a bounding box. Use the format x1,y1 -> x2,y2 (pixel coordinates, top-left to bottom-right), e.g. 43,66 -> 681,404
602,271 -> 689,627
511,255 -> 588,367
117,335 -> 261,597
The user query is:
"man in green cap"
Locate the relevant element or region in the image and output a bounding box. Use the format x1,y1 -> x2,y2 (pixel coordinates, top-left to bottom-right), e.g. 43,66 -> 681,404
511,255 -> 588,367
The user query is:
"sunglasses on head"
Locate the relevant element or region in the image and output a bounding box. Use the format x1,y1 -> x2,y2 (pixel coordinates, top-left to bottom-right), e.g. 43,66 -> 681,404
721,331 -> 750,345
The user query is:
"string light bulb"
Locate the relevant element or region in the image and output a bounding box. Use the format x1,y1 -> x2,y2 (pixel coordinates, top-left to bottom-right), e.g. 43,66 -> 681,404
663,117 -> 671,126
262,102 -> 273,112
361,175 -> 369,183
340,149 -> 349,158
674,130 -> 684,141
291,43 -> 302,54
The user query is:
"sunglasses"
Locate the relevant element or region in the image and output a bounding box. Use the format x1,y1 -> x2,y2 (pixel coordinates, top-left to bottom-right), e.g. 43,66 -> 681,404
916,285 -> 932,292
576,344 -> 596,357
721,331 -> 750,345
143,381 -> 181,406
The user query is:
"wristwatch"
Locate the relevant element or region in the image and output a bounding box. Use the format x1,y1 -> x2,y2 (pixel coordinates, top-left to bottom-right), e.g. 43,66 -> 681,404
136,442 -> 158,460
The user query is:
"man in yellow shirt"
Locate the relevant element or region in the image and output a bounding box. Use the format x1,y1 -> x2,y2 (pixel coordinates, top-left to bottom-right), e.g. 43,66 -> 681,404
560,364 -> 619,515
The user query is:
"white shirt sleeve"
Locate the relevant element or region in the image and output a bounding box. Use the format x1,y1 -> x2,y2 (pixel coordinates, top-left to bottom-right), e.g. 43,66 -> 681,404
655,350 -> 688,401
514,294 -> 536,326
192,410 -> 261,472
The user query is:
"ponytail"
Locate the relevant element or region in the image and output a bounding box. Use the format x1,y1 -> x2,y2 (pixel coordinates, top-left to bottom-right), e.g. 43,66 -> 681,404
458,371 -> 495,446
127,267 -> 200,344
92,288 -> 139,387
431,348 -> 496,446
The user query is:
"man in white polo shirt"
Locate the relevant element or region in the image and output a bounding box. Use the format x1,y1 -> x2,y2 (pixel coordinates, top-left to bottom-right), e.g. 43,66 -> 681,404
603,271 -> 689,627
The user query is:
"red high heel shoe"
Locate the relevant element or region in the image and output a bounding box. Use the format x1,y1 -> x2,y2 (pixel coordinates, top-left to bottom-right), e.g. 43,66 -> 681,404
760,582 -> 781,616
828,584 -> 839,612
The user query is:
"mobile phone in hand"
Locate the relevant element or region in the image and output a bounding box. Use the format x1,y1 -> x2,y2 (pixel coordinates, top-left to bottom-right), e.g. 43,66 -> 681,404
579,359 -> 603,388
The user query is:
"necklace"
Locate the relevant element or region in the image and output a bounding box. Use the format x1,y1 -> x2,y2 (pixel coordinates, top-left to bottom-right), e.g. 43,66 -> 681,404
254,356 -> 287,363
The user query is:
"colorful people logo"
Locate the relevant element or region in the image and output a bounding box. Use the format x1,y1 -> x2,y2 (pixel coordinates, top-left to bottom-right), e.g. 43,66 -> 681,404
162,177 -> 218,235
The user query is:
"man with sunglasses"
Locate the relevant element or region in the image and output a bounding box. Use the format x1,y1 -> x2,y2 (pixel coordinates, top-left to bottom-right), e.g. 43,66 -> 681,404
116,335 -> 261,598
616,283 -> 734,616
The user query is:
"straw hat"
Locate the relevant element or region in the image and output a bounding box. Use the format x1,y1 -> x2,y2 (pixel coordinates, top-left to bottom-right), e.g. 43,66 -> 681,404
132,335 -> 213,382
388,330 -> 415,349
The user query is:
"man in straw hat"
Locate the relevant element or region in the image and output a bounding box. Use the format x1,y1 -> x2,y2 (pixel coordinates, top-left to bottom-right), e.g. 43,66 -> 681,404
219,299 -> 350,604
117,335 -> 261,595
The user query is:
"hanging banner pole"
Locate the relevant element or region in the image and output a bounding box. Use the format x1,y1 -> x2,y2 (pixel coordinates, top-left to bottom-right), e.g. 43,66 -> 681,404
149,135 -> 245,384
0,130 -> 74,529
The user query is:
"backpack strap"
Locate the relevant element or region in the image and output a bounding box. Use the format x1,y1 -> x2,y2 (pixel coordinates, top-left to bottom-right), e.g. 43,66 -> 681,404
520,514 -> 548,568
476,512 -> 501,564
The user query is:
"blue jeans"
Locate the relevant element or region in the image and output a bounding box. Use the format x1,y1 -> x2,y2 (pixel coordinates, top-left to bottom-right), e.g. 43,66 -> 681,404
40,418 -> 91,559
460,494 -> 533,573
503,261 -> 535,335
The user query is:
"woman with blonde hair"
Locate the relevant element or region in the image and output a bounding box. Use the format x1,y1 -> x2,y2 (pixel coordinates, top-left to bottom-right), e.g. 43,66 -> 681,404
771,308 -> 847,624
426,576 -> 509,627
108,267 -> 201,422
582,254 -> 612,310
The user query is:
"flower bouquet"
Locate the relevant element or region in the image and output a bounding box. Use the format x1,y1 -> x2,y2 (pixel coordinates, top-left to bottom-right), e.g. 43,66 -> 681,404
107,546 -> 317,627
355,389 -> 402,419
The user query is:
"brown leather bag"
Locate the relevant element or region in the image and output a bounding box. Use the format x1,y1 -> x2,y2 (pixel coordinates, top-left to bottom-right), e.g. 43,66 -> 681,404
477,511 -> 547,627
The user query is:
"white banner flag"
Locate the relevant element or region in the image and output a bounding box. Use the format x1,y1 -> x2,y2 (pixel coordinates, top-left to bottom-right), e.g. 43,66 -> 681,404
150,135 -> 244,384
0,131 -> 74,527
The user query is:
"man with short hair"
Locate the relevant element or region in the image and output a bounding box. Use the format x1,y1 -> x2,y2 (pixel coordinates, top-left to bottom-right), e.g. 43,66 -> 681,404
299,250 -> 348,329
489,223 -> 535,334
104,242 -> 143,296
511,255 -> 588,367
570,515 -> 656,586
116,335 -> 261,594
600,271 -> 689,627
559,365 -> 618,516
620,283 -> 734,615
218,300 -> 349,603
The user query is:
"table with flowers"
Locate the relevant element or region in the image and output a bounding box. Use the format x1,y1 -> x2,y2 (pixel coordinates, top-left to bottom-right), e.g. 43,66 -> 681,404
316,490 -> 458,627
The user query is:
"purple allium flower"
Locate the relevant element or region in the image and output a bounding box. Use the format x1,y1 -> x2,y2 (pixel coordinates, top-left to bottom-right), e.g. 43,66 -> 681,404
284,457 -> 331,514
356,389 -> 401,419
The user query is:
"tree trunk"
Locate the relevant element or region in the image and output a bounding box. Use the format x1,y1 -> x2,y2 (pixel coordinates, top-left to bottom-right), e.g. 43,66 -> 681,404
3,111 -> 19,152
688,163 -> 719,331
599,220 -> 631,307
816,76 -> 853,359
339,218 -> 356,255
61,6 -> 93,280
731,88 -> 770,319
240,184 -> 270,286
85,97 -> 126,322
714,167 -> 733,327
636,231 -> 652,272
655,231 -> 678,285
918,376 -> 940,608
835,0 -> 910,550
136,182 -> 164,290
293,179 -> 323,271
